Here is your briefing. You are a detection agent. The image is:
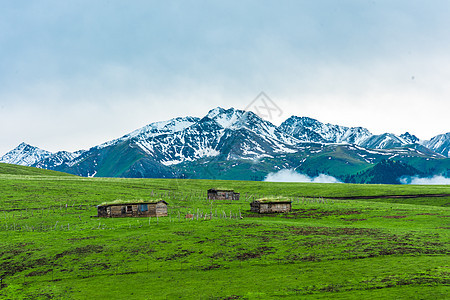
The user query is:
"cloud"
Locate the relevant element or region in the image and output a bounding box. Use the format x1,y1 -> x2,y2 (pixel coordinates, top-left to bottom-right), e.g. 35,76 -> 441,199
400,175 -> 450,185
1,1 -> 450,155
264,169 -> 341,183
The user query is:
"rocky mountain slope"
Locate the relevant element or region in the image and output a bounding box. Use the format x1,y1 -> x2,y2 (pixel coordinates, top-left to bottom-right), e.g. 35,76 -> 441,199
1,107 -> 449,183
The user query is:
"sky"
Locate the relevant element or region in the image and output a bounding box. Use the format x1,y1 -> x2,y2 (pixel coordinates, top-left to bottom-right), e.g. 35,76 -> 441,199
1,0 -> 450,155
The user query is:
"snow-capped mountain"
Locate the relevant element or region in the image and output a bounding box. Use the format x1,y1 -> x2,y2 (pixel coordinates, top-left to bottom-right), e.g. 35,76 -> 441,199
277,116 -> 444,157
116,107 -> 299,166
34,150 -> 86,169
278,116 -> 372,144
359,133 -> 408,150
400,132 -> 419,144
0,142 -> 53,166
421,132 -> 450,158
1,106 -> 449,181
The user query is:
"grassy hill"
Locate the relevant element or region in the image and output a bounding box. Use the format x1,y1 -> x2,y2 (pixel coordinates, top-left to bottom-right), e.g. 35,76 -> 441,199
1,176 -> 449,299
0,162 -> 75,177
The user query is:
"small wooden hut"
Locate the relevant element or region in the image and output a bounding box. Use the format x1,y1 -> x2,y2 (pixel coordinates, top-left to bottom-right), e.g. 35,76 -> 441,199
97,200 -> 168,218
250,198 -> 292,214
207,189 -> 240,200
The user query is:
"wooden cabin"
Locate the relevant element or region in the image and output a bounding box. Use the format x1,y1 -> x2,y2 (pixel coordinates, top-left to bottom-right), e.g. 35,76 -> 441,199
207,189 -> 240,200
97,200 -> 168,218
250,198 -> 292,214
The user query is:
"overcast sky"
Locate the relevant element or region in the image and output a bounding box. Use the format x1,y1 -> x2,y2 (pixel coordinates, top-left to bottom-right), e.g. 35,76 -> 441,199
1,0 -> 449,155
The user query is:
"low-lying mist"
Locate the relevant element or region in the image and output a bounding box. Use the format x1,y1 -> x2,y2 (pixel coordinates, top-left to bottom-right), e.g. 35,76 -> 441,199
400,175 -> 450,185
264,169 -> 342,183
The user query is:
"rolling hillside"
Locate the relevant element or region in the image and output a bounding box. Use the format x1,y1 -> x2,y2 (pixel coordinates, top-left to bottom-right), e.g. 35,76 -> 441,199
0,163 -> 75,177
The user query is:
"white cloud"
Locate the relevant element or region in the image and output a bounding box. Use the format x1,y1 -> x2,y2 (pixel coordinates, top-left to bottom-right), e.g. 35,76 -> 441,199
400,175 -> 450,185
264,169 -> 341,183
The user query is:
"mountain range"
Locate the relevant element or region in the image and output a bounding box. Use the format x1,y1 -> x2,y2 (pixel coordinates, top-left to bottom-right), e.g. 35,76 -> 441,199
1,107 -> 449,184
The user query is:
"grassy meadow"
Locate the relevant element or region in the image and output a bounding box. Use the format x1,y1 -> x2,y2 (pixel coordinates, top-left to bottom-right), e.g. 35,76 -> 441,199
0,168 -> 449,299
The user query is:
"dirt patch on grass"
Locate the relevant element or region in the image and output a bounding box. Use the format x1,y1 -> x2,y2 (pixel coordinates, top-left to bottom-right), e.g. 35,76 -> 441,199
283,209 -> 362,219
67,236 -> 97,241
235,246 -> 275,261
0,243 -> 32,258
286,226 -> 380,237
55,245 -> 104,259
416,213 -> 439,215
228,223 -> 262,228
201,264 -> 222,271
219,296 -> 242,300
381,215 -> 408,219
1,261 -> 26,276
209,251 -> 226,259
26,269 -> 52,277
286,253 -> 320,262
80,262 -> 111,270
173,231 -> 192,236
165,249 -> 195,261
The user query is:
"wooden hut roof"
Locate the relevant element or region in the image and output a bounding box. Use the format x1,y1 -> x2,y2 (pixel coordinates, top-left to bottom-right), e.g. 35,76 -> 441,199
208,188 -> 235,192
98,199 -> 168,207
253,197 -> 292,204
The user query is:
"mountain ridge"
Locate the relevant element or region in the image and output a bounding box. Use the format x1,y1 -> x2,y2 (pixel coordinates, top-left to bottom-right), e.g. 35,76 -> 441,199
1,107 -> 449,183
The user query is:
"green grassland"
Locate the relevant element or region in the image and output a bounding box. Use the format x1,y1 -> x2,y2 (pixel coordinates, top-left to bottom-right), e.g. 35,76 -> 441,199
1,168 -> 449,299
0,163 -> 75,177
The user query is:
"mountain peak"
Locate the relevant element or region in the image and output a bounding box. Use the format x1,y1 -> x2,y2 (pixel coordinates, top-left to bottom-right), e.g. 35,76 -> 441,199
206,107 -> 246,128
207,106 -> 239,117
0,142 -> 53,166
18,141 -> 30,147
400,132 -> 419,144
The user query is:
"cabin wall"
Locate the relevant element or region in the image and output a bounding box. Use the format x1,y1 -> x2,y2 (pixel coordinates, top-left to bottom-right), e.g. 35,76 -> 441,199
250,202 -> 260,213
155,202 -> 168,216
268,203 -> 291,213
97,206 -> 108,217
97,203 -> 168,218
250,201 -> 292,214
208,191 -> 240,200
260,203 -> 270,213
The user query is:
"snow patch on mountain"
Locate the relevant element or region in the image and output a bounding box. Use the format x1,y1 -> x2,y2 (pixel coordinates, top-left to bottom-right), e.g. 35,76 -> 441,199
0,142 -> 53,166
34,150 -> 86,169
98,116 -> 200,149
421,132 -> 450,157
279,116 -> 372,144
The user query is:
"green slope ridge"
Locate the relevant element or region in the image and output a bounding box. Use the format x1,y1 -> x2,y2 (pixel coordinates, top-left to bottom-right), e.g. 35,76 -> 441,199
0,162 -> 75,177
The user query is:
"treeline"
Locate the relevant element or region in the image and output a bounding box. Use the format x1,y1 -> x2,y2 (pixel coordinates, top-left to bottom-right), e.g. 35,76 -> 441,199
343,160 -> 422,184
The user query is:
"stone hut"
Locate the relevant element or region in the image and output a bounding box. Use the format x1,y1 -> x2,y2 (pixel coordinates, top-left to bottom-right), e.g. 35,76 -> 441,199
207,189 -> 240,200
250,198 -> 292,214
97,200 -> 168,218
